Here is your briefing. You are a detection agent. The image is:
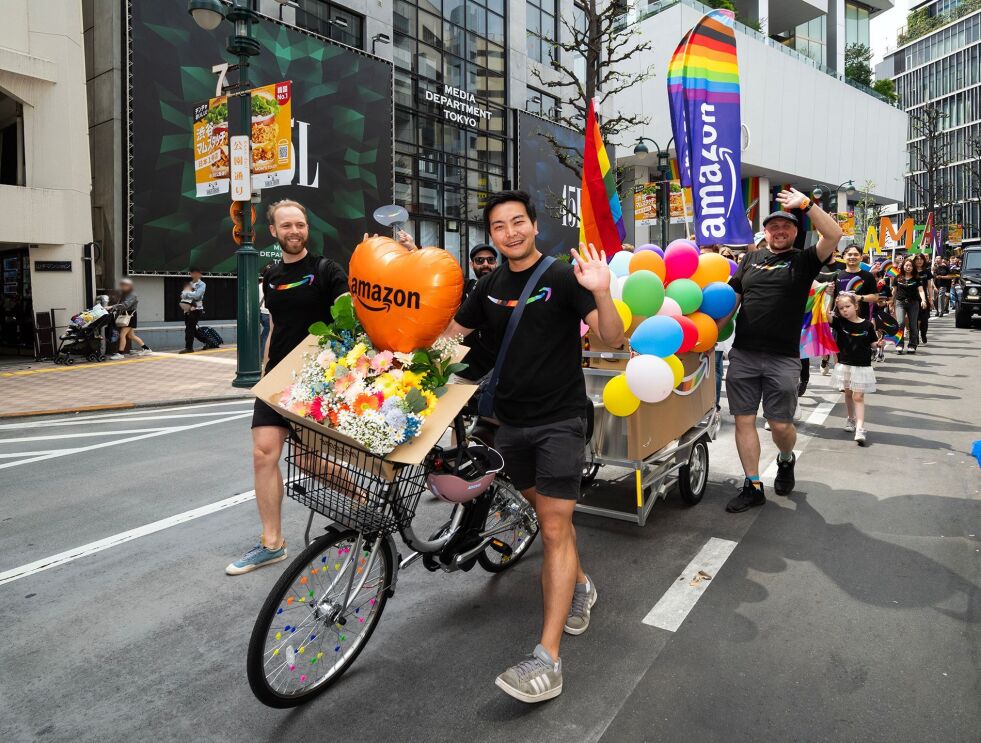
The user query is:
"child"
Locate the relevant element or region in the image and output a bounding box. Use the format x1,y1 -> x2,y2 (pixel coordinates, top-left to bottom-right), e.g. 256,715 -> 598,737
830,293 -> 882,445
179,282 -> 194,314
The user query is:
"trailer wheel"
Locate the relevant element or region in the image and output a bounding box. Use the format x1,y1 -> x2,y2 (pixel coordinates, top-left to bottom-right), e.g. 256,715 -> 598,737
678,437 -> 709,506
65,357 -> 75,365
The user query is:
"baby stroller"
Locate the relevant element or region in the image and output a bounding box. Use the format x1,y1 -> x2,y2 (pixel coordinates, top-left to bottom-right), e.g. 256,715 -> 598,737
55,300 -> 112,365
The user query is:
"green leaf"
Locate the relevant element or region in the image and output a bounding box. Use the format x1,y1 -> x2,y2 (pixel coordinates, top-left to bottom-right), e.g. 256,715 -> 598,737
411,350 -> 431,365
445,362 -> 468,375
309,321 -> 330,336
404,387 -> 427,414
434,385 -> 448,398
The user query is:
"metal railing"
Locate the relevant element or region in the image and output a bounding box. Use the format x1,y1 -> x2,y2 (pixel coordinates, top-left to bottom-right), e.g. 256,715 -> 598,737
615,0 -> 898,106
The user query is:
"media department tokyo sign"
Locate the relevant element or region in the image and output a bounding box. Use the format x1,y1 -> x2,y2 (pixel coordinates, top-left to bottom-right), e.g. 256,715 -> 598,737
422,85 -> 495,127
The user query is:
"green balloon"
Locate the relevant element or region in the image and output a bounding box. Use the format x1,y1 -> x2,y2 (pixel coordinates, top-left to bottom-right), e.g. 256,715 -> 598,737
718,316 -> 736,341
665,278 -> 703,315
621,270 -> 665,317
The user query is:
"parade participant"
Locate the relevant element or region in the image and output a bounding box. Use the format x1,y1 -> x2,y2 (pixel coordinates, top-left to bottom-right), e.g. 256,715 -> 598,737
949,256 -> 962,310
724,188 -> 843,512
934,258 -> 953,316
835,245 -> 878,319
457,243 -> 500,383
912,253 -> 933,344
891,258 -> 926,355
464,243 -> 499,298
831,293 -> 881,445
226,200 -> 349,576
445,190 -> 625,703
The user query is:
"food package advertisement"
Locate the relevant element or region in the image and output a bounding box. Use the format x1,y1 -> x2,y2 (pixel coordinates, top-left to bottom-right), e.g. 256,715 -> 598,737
193,96 -> 229,197
250,81 -> 293,190
633,183 -> 658,226
668,181 -> 694,225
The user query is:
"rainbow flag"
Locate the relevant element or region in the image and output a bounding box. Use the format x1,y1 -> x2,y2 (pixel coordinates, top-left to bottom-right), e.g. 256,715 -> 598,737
667,30 -> 694,188
579,99 -> 625,255
800,282 -> 838,358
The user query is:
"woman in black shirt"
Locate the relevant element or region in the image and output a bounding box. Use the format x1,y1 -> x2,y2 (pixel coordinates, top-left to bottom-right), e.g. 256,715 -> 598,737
891,257 -> 926,354
831,293 -> 881,445
912,253 -> 933,344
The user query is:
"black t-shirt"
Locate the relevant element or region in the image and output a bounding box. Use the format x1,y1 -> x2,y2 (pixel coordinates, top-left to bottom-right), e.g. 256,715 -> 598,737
262,253 -> 349,370
832,317 -> 877,367
893,276 -> 922,304
729,247 -> 824,357
934,265 -> 953,288
455,256 -> 597,426
459,275 -> 495,381
834,269 -> 877,319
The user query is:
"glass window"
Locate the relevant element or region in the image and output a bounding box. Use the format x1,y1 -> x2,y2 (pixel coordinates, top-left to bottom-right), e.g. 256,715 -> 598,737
417,43 -> 443,80
294,0 -> 365,49
527,0 -> 557,65
393,33 -> 413,70
393,1 -> 414,36
487,10 -> 505,46
418,10 -> 443,48
445,21 -> 465,56
395,109 -> 414,144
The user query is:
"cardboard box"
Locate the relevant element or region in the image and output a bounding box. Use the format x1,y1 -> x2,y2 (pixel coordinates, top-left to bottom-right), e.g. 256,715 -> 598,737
252,334 -> 477,467
585,351 -> 715,462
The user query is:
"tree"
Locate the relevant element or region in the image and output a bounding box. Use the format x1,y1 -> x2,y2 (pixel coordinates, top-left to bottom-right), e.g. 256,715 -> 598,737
853,179 -> 882,248
844,43 -> 874,87
907,104 -> 953,233
872,78 -> 898,104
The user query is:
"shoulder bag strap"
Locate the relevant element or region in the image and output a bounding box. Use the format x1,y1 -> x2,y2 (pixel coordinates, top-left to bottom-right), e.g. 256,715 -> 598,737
478,255 -> 556,418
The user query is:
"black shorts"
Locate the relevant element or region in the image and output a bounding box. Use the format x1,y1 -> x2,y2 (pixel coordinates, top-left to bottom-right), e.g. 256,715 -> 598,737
495,416 -> 586,500
251,399 -> 289,429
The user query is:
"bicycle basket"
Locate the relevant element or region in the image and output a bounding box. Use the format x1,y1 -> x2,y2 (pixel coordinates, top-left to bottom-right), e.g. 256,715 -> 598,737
284,422 -> 431,536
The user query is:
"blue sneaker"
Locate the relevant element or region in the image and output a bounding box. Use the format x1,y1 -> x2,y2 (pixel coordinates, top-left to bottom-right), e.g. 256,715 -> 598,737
225,540 -> 287,575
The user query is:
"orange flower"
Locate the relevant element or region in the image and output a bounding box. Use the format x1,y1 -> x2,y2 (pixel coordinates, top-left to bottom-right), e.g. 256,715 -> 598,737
352,393 -> 382,415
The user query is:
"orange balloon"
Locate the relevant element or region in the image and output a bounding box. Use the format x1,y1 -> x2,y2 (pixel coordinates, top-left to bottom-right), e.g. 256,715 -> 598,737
629,251 -> 666,282
690,252 -> 732,288
688,311 -> 719,352
348,236 -> 464,352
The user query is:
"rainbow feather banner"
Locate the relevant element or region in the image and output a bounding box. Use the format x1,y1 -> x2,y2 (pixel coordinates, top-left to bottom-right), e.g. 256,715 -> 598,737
668,10 -> 753,246
579,99 -> 625,255
800,282 -> 839,359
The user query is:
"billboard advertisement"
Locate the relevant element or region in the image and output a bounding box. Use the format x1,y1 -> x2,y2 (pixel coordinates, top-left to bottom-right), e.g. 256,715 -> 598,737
128,0 -> 393,275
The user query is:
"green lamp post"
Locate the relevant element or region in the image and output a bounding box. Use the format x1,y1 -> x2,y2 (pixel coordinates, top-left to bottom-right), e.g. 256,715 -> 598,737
634,137 -> 676,248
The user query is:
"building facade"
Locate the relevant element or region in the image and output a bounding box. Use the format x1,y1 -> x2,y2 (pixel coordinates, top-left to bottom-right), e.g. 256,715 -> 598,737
879,0 -> 981,244
0,0 -> 93,356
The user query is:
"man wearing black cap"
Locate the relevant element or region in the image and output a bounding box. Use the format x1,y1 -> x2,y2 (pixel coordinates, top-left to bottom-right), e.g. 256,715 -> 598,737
458,243 -> 499,382
724,188 -> 843,512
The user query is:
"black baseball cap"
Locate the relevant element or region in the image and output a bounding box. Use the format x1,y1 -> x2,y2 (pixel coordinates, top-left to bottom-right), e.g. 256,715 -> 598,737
469,243 -> 498,260
762,211 -> 799,228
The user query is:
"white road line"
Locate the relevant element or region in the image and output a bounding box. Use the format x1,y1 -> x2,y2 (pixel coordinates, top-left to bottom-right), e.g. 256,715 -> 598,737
0,428 -> 169,444
0,450 -> 60,458
0,490 -> 256,587
153,352 -> 237,365
0,409 -> 254,430
0,399 -> 254,430
642,537 -> 739,632
762,400 -> 836,480
0,411 -> 252,470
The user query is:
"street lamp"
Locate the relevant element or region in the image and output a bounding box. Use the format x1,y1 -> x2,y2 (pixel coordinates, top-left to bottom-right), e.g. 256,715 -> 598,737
188,0 -> 288,388
812,180 -> 857,203
634,137 -> 674,249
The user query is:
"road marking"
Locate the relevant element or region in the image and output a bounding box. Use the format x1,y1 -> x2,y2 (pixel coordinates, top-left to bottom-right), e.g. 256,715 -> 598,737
642,537 -> 738,632
153,352 -> 237,366
762,400 -> 836,480
0,347 -> 237,377
0,490 -> 256,587
0,407 -> 253,431
0,411 -> 252,470
0,428 -> 169,444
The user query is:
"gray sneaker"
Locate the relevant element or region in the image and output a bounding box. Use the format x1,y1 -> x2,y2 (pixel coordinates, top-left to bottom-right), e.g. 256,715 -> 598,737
564,575 -> 598,635
495,644 -> 563,703
225,540 -> 287,575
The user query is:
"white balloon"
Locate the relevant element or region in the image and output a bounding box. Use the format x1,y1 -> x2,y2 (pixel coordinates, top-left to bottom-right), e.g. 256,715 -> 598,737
609,250 -> 633,278
656,296 -> 683,318
610,274 -> 629,301
625,355 -> 675,403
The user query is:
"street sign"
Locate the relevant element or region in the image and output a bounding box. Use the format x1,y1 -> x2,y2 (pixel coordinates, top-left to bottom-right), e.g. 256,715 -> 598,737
230,135 -> 252,202
34,261 -> 73,272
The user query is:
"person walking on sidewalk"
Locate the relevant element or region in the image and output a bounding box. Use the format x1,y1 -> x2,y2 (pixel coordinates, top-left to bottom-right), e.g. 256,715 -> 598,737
723,188 -> 843,513
108,278 -> 152,359
180,268 -> 207,354
891,258 -> 926,355
444,190 -> 626,703
226,199 -> 349,576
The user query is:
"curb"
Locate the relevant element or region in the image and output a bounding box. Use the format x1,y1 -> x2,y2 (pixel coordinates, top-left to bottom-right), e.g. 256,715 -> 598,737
0,393 -> 253,421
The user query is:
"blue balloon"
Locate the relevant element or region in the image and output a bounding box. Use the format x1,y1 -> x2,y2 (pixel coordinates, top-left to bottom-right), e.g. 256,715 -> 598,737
630,316 -> 684,358
700,282 -> 738,319
609,250 -> 633,278
636,243 -> 665,258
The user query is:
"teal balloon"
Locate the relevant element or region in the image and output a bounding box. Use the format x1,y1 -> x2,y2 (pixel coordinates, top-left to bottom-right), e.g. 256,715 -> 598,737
631,316 -> 684,357
665,278 -> 702,315
700,282 -> 738,319
622,270 -> 665,317
718,316 -> 736,341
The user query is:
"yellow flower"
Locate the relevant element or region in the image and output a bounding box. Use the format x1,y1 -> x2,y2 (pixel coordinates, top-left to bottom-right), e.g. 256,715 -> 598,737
400,370 -> 424,390
419,390 -> 438,417
344,343 -> 368,367
324,362 -> 338,382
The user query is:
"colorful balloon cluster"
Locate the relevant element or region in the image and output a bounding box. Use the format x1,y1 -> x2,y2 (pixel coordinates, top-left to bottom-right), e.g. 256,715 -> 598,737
602,241 -> 738,416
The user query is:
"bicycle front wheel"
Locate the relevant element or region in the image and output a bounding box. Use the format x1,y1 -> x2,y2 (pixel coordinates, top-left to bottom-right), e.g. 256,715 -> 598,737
478,481 -> 539,573
247,528 -> 394,707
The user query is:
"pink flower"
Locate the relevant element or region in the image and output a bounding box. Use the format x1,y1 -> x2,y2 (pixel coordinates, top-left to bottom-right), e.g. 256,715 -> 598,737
370,351 -> 394,372
310,396 -> 327,424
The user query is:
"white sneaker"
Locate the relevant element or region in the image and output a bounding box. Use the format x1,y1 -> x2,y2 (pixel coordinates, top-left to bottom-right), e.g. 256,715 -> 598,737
854,429 -> 867,446
844,418 -> 856,432
108,353 -> 124,360
764,419 -> 771,431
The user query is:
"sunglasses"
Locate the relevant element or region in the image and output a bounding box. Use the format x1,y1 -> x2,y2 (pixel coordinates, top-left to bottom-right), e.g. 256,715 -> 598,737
473,256 -> 497,265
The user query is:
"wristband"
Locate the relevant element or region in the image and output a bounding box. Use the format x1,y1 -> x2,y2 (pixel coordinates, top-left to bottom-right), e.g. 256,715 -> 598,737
798,198 -> 811,211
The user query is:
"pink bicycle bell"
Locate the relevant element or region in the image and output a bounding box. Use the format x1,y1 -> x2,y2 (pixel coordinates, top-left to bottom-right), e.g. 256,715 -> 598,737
427,444 -> 504,504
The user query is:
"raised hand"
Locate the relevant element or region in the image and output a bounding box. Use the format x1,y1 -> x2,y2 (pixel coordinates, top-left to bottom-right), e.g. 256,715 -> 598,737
571,242 -> 612,294
775,187 -> 809,211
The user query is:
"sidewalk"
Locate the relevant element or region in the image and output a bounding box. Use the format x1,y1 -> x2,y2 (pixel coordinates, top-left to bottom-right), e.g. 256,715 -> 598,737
0,347 -> 252,418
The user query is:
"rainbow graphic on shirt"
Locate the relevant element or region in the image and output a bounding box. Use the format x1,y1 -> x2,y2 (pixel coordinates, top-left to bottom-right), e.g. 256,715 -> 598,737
844,275 -> 863,292
272,274 -> 315,291
488,287 -> 552,308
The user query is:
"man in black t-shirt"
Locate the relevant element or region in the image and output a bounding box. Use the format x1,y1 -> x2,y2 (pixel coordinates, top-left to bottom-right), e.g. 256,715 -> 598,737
445,190 -> 625,703
834,244 -> 878,320
458,243 -> 499,382
226,200 -> 348,576
723,188 -> 843,513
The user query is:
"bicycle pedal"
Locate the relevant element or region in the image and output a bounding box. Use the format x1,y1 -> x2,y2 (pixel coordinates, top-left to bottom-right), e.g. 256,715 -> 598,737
489,538 -> 513,558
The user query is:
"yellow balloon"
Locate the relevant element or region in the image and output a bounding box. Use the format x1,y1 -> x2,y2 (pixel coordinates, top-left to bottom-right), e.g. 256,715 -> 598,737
664,354 -> 685,388
690,252 -> 732,288
602,374 -> 641,417
613,299 -> 633,331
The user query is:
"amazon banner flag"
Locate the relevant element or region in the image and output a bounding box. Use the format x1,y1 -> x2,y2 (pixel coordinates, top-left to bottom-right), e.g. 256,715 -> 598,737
669,10 -> 753,246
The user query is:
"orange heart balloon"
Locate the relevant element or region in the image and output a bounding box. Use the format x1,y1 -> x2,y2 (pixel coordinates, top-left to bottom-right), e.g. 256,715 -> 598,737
348,237 -> 464,352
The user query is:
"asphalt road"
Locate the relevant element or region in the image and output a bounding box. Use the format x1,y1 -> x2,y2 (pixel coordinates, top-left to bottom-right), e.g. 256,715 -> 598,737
1,316 -> 978,743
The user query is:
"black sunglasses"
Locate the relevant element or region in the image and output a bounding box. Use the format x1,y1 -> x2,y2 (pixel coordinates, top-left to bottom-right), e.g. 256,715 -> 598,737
473,256 -> 497,265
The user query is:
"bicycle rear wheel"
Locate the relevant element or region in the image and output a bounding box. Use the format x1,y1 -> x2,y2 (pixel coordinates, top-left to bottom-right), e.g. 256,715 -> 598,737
247,528 -> 394,707
478,481 -> 539,573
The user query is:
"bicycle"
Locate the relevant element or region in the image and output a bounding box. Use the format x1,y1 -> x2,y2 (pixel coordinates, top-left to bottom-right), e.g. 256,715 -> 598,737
246,416 -> 539,708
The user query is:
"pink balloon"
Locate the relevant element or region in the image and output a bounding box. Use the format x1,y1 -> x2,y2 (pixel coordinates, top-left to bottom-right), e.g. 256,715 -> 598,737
656,296 -> 683,318
728,258 -> 738,276
664,243 -> 700,283
580,320 -> 589,338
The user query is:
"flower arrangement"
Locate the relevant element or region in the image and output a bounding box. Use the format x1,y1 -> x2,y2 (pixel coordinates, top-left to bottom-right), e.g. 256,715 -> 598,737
277,295 -> 466,455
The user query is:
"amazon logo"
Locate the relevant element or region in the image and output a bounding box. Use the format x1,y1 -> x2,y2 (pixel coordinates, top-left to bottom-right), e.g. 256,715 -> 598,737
349,277 -> 421,312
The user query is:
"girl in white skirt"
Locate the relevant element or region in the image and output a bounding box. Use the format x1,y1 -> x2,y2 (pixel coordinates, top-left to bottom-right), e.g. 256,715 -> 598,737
830,293 -> 882,445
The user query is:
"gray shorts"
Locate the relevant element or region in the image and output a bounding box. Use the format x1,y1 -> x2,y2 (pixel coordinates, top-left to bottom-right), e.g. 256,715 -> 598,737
725,347 -> 800,422
495,417 -> 586,500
